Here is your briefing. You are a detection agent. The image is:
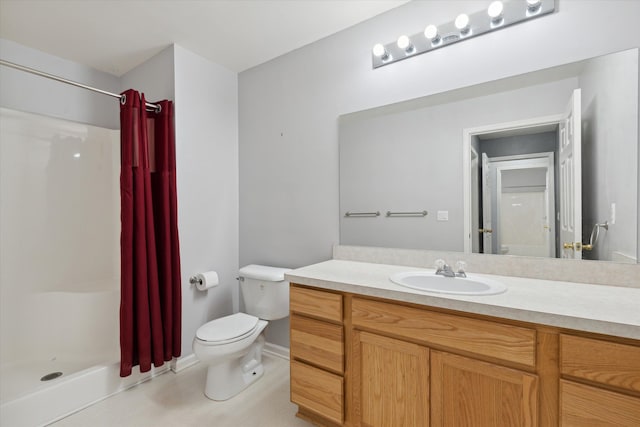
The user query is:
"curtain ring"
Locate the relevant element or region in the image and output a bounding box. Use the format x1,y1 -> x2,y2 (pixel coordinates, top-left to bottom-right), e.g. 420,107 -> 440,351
155,104 -> 162,114
120,94 -> 126,105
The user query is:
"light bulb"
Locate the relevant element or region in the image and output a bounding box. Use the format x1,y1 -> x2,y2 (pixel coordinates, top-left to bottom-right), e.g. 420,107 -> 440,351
424,24 -> 439,42
455,13 -> 470,33
488,1 -> 504,19
527,0 -> 542,12
396,35 -> 414,54
397,35 -> 410,49
372,43 -> 388,59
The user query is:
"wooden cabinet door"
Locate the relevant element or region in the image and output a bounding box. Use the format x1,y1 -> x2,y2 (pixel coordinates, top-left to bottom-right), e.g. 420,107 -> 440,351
560,380 -> 640,426
353,331 -> 430,427
431,351 -> 538,427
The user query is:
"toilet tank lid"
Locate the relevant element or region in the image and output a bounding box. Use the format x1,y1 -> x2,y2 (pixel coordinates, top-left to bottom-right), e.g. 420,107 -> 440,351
239,264 -> 291,281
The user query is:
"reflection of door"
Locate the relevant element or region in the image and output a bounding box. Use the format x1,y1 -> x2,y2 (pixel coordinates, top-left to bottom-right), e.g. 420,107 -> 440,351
482,154 -> 555,256
493,156 -> 555,257
471,148 -> 480,253
481,153 -> 492,253
559,89 -> 582,259
464,112 -> 568,256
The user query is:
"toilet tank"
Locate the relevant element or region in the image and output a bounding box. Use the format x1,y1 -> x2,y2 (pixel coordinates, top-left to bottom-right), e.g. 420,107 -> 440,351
238,264 -> 291,320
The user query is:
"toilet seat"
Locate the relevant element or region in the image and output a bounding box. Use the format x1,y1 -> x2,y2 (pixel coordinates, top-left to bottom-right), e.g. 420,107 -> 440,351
196,312 -> 261,345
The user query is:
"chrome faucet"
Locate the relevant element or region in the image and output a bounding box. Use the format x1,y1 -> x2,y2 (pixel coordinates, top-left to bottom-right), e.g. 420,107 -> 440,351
435,259 -> 467,278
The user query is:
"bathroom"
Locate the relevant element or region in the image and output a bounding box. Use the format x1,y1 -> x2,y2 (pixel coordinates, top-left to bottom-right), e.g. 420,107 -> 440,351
1,0 -> 639,426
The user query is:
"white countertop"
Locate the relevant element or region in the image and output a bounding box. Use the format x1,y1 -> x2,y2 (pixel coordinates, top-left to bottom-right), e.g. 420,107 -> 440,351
285,259 -> 640,340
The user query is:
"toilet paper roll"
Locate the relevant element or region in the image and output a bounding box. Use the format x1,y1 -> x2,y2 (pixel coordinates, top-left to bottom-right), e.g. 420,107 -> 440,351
195,271 -> 219,291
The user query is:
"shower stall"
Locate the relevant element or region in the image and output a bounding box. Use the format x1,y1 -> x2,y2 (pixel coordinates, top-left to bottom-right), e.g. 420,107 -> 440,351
0,108 -> 162,426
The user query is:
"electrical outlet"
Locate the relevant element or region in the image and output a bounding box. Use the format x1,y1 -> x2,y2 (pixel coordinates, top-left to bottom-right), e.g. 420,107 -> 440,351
610,202 -> 616,225
437,210 -> 449,221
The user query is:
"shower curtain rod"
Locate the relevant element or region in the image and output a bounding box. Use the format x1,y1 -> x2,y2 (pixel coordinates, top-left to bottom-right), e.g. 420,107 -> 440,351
0,59 -> 161,112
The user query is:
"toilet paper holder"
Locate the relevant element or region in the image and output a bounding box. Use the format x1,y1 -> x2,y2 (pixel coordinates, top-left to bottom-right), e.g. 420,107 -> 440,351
189,271 -> 220,291
190,275 -> 244,284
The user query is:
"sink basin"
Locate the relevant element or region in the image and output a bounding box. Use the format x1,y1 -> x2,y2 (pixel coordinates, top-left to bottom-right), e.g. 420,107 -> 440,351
389,271 -> 507,295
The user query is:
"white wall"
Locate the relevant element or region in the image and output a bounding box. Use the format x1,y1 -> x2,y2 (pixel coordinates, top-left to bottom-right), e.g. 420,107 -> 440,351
580,49 -> 638,262
239,0 -> 640,347
173,45 -> 239,357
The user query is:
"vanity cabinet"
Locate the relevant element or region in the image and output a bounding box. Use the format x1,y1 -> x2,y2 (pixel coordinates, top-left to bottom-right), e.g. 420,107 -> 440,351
289,283 -> 640,427
351,297 -> 538,427
431,351 -> 538,426
559,334 -> 640,426
289,286 -> 344,426
352,330 -> 430,426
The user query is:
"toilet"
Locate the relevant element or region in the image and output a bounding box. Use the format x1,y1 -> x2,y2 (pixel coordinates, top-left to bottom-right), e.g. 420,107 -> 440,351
192,264 -> 291,401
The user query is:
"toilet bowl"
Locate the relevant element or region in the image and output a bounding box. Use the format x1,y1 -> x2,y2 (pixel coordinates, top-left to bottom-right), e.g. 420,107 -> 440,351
192,265 -> 290,401
193,312 -> 268,400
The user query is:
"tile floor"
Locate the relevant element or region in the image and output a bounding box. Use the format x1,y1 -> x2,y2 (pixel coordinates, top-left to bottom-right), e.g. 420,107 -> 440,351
51,355 -> 311,427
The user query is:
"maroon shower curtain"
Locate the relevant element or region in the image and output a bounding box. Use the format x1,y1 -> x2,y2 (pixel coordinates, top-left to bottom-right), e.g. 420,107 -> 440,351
119,89 -> 181,377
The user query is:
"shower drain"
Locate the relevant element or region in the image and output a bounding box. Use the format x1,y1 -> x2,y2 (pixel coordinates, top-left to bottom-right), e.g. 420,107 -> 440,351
40,371 -> 63,381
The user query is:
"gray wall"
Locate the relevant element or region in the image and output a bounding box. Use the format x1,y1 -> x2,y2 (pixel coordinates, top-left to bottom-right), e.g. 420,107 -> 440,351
480,132 -> 557,158
120,45 -> 175,102
580,49 -> 638,262
0,39 -> 119,128
239,0 -> 640,347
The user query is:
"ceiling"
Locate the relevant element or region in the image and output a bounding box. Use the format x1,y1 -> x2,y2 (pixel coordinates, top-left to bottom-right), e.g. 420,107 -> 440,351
0,0 -> 409,76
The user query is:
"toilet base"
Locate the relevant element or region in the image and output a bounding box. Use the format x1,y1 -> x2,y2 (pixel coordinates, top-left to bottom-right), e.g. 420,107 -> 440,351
203,334 -> 265,401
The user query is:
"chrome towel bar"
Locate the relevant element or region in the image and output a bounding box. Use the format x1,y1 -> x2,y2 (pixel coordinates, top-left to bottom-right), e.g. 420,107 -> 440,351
345,211 -> 380,217
386,210 -> 428,217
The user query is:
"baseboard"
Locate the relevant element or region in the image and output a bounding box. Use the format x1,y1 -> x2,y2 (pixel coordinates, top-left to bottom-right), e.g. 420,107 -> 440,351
263,342 -> 290,360
171,344 -> 288,372
171,353 -> 199,373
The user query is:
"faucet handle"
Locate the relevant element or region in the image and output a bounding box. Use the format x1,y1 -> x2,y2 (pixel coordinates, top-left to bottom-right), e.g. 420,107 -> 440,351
434,259 -> 447,270
455,260 -> 467,277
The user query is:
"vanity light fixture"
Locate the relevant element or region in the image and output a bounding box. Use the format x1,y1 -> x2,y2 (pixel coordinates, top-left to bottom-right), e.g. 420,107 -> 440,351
372,0 -> 555,69
488,1 -> 505,26
455,13 -> 471,35
372,43 -> 390,61
397,35 -> 415,54
527,0 -> 542,13
424,24 -> 441,45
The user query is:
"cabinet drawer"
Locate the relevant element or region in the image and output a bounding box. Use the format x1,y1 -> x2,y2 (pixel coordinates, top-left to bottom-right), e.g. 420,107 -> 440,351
290,285 -> 342,323
560,380 -> 640,426
560,334 -> 640,393
352,297 -> 536,367
291,314 -> 344,373
291,360 -> 343,425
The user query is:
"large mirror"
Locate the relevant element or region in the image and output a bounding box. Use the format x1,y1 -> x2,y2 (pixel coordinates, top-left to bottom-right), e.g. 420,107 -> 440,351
339,48 -> 638,263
